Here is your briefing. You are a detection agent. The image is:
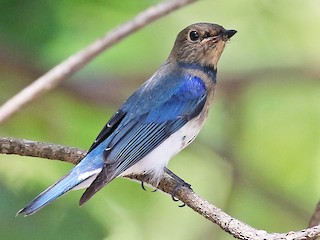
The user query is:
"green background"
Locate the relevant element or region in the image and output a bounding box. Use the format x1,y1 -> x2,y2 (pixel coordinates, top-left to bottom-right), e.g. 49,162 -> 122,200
1,0 -> 320,239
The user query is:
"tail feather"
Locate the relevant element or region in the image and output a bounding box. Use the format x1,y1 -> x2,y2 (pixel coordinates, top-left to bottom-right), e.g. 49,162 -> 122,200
17,158 -> 103,216
79,167 -> 114,206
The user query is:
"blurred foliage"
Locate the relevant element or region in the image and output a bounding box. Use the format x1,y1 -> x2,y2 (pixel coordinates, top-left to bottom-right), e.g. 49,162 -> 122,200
0,0 -> 320,239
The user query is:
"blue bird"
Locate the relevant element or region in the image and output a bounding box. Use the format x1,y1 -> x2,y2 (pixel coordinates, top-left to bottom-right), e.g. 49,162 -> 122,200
18,23 -> 236,216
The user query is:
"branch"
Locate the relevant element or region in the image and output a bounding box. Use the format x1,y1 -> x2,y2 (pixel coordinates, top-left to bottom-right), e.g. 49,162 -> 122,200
0,0 -> 196,125
1,137 -> 320,240
308,201 -> 320,240
0,137 -> 85,164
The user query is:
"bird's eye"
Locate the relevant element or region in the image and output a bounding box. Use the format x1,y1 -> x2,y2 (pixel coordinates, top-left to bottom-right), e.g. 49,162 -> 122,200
189,31 -> 200,41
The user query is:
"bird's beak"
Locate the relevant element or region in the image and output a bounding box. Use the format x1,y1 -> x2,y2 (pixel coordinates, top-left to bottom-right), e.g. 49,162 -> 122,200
224,29 -> 237,39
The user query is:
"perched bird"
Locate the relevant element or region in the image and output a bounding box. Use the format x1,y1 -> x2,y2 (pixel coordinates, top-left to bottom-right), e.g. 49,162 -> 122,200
18,23 -> 236,216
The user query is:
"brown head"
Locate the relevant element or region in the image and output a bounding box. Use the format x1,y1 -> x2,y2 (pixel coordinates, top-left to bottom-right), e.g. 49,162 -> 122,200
169,23 -> 236,69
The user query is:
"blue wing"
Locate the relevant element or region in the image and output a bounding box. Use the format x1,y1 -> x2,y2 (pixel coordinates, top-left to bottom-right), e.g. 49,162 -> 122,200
79,73 -> 207,204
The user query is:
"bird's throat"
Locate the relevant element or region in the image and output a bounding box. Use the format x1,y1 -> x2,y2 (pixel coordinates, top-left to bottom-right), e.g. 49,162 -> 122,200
208,40 -> 226,69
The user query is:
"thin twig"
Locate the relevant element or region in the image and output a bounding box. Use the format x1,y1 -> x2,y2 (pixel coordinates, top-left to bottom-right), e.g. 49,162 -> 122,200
309,202 -> 320,228
1,137 -> 320,240
0,0 -> 196,125
0,137 -> 85,164
308,201 -> 320,240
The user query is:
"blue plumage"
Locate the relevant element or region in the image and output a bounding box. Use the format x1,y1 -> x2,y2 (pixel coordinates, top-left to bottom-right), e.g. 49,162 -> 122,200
18,23 -> 236,216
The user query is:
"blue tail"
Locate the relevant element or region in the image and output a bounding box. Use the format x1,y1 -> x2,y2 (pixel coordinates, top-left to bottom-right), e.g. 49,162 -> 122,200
17,153 -> 104,216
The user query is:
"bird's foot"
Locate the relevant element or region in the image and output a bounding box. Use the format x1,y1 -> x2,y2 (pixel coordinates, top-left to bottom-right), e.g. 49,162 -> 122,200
164,168 -> 192,207
139,172 -> 158,192
141,181 -> 157,192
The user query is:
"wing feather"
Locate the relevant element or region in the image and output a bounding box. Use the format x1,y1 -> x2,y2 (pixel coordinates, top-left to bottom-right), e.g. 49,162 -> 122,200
87,110 -> 126,153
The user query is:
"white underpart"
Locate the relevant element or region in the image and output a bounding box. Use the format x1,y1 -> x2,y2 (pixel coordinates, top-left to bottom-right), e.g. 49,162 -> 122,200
120,115 -> 205,184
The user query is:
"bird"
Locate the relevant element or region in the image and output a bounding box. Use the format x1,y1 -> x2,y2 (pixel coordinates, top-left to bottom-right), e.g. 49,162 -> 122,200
17,22 -> 236,216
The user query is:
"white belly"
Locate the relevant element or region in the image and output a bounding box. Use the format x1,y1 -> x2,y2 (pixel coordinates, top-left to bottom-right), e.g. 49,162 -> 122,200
120,115 -> 205,185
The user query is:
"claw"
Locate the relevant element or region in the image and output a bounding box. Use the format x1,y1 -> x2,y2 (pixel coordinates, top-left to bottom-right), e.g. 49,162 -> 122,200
171,185 -> 180,202
171,183 -> 186,207
141,181 -> 158,192
172,195 -> 179,202
141,181 -> 147,191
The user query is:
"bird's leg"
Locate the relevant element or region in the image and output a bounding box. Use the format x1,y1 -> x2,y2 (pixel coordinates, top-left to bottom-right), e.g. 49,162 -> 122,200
164,167 -> 192,189
164,167 -> 192,207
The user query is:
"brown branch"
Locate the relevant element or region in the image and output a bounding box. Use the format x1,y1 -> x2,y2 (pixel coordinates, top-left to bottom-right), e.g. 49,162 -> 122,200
308,201 -> 320,240
309,201 -> 320,228
1,136 -> 320,240
0,0 -> 197,125
0,137 -> 85,164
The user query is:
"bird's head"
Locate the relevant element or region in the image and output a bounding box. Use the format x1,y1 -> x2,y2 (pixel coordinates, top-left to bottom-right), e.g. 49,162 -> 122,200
169,23 -> 236,69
